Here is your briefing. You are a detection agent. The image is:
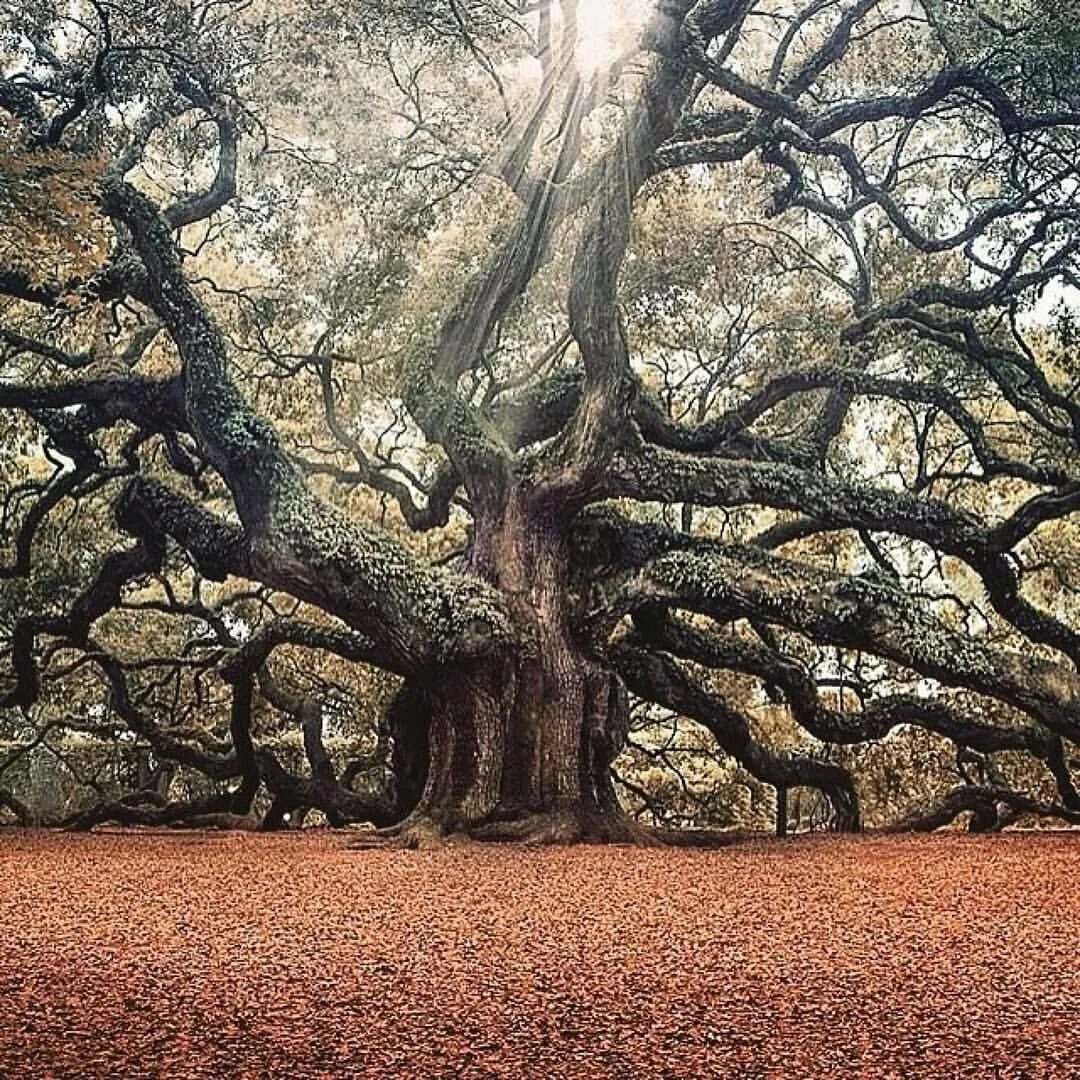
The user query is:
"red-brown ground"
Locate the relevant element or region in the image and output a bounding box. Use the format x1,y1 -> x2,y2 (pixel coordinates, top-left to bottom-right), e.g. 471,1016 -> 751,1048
0,831 -> 1077,1079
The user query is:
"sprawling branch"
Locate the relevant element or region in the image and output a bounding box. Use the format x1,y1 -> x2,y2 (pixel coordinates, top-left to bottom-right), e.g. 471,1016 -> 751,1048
605,538 -> 1080,742
101,179 -> 516,672
635,365 -> 1075,488
604,445 -> 1080,666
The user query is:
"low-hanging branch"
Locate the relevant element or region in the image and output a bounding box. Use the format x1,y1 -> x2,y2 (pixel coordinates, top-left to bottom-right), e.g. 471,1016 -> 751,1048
611,640 -> 861,830
628,611 -> 1080,810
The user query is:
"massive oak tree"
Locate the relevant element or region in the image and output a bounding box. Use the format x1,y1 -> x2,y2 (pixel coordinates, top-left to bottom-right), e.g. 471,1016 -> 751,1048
1,0 -> 1078,842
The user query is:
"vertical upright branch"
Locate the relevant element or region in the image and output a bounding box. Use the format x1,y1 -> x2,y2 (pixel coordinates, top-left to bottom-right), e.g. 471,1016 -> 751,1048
405,13 -> 589,501
229,674 -> 259,814
539,8 -> 717,499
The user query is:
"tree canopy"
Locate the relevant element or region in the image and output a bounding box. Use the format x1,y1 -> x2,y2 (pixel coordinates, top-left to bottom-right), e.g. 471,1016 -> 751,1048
0,0 -> 1078,842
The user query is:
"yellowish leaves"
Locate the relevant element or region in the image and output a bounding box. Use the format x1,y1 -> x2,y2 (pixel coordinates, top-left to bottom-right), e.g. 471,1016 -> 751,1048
0,116 -> 111,284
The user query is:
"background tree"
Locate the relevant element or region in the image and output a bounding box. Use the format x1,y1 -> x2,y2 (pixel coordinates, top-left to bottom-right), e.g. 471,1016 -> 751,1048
0,0 -> 1078,842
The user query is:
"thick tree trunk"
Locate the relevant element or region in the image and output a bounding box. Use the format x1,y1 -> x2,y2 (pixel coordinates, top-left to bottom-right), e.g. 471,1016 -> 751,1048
387,496 -> 638,844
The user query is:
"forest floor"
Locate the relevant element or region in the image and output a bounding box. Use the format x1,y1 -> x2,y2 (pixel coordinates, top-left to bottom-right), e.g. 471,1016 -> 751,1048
0,830 -> 1076,1079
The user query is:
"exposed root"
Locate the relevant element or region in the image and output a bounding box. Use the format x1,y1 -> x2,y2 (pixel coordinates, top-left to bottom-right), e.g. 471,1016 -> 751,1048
347,814 -> 447,850
470,808 -> 666,846
582,811 -> 668,846
349,807 -> 666,849
350,807 -> 769,849
647,825 -> 765,848
469,810 -> 584,845
394,817 -> 446,850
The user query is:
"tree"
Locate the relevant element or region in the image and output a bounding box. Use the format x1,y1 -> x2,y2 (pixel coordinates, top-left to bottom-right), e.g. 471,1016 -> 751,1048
0,0 -> 1078,843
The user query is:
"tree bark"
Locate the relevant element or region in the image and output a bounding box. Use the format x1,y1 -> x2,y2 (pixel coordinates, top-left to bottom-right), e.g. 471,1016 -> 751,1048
390,497 -> 633,844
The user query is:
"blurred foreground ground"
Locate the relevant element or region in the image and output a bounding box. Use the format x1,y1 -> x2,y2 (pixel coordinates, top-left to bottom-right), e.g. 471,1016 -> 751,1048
0,830 -> 1076,1078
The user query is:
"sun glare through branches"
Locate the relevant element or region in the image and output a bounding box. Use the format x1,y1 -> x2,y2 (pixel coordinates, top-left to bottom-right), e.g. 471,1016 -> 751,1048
574,0 -> 651,76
